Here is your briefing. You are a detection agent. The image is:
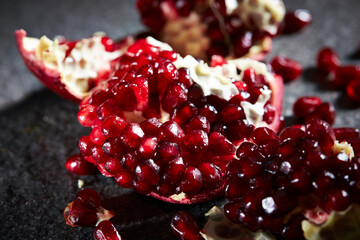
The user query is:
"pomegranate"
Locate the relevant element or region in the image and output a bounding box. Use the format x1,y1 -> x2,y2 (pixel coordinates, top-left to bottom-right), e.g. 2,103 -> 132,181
224,119 -> 360,238
15,29 -> 132,102
72,37 -> 284,204
316,47 -> 341,73
136,0 -> 285,60
270,55 -> 302,82
64,188 -> 115,227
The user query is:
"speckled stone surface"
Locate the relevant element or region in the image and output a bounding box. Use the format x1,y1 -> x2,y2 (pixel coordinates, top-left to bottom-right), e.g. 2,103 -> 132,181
0,0 -> 359,239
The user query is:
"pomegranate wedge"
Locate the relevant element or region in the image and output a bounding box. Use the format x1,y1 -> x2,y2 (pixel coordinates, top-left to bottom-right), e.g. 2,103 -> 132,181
15,29 -> 130,102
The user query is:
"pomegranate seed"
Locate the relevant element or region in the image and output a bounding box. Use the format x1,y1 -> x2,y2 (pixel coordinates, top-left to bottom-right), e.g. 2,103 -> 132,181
159,121 -> 185,143
250,127 -> 278,145
233,31 -> 253,57
78,104 -> 99,127
170,211 -> 203,240
271,56 -> 302,82
65,154 -> 97,175
333,127 -> 360,142
187,84 -> 205,107
185,115 -> 210,133
178,68 -> 193,88
307,102 -> 336,125
293,96 -> 322,118
317,47 -> 341,73
102,137 -> 126,158
120,123 -> 144,148
283,9 -> 312,34
90,126 -> 107,145
104,158 -> 124,175
162,83 -> 188,112
198,162 -> 222,189
333,65 -> 360,88
97,99 -> 120,121
171,102 -> 198,125
346,79 -> 360,102
139,136 -> 158,158
220,104 -> 245,124
94,220 -> 122,240
199,104 -> 218,123
78,135 -> 93,156
101,116 -> 127,137
115,171 -> 133,188
183,130 -> 209,153
163,157 -> 186,184
157,141 -> 180,163
178,166 -> 203,195
208,132 -> 235,156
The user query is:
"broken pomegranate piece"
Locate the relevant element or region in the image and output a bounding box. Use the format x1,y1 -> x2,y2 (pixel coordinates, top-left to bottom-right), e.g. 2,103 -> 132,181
136,0 -> 285,60
64,188 -> 114,227
94,220 -> 122,240
15,29 -> 131,102
72,37 -> 284,204
224,119 -> 360,238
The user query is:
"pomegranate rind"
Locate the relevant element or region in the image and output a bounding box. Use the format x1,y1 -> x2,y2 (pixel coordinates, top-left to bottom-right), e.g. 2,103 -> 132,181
201,206 -> 276,240
16,29 -> 82,102
302,204 -> 360,240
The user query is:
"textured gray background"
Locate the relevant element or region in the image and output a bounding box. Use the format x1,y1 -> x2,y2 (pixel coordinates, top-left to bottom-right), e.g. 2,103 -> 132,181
0,0 -> 359,239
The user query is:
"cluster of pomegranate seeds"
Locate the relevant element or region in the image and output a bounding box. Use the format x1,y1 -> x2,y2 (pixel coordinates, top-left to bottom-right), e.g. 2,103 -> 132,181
74,38 -> 279,203
64,189 -> 115,227
281,9 -> 312,34
94,220 -> 122,240
270,56 -> 302,82
136,0 -> 281,59
65,153 -> 97,175
293,96 -> 336,125
316,47 -> 360,102
224,119 -> 360,238
171,211 -> 204,240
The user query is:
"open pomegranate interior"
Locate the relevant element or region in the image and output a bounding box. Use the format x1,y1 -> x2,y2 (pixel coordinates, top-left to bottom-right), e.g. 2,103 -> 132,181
17,30 -> 284,204
136,0 -> 285,61
75,37 -> 283,204
224,119 -> 360,238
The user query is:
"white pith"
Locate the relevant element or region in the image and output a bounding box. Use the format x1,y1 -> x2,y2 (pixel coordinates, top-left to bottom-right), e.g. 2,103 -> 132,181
22,34 -> 123,98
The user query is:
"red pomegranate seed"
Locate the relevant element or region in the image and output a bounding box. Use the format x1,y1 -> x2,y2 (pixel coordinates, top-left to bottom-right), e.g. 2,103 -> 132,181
102,137 -> 126,158
90,126 -> 107,145
185,115 -> 210,133
163,157 -> 186,184
199,104 -> 218,123
78,135 -> 93,156
324,189 -> 350,212
157,141 -> 180,163
250,127 -> 278,145
171,211 -> 204,240
307,102 -> 336,125
187,84 -> 205,107
233,31 -> 253,57
183,130 -> 209,153
94,220 -> 122,240
65,154 -> 97,175
293,96 -> 322,118
115,171 -> 133,188
178,68 -> 193,88
178,166 -> 203,196
139,136 -> 158,158
97,99 -> 120,121
220,104 -> 245,124
208,132 -> 235,156
305,119 -> 335,153
197,162 -> 222,189
78,104 -> 99,127
101,116 -> 127,137
271,56 -> 302,82
120,123 -> 144,148
346,79 -> 360,102
140,117 -> 162,136
135,159 -> 160,187
282,9 -> 312,34
333,127 -> 360,142
333,65 -> 360,88
316,47 -> 341,73
162,83 -> 188,112
104,158 -> 124,175
159,121 -> 185,143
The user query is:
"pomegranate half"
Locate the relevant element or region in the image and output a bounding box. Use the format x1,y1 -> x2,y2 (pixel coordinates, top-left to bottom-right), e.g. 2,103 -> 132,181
136,0 -> 285,60
17,31 -> 284,204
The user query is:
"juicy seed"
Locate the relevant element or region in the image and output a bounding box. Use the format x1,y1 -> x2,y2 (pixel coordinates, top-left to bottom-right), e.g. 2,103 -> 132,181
270,56 -> 302,82
171,211 -> 204,240
65,154 -> 97,175
94,220 -> 122,240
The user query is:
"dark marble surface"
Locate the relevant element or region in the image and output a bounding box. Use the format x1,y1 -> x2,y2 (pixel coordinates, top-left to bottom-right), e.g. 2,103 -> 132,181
0,0 -> 359,239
